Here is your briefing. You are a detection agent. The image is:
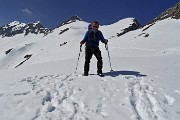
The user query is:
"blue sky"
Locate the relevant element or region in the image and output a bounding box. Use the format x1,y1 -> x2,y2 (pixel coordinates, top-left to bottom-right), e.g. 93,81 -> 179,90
0,0 -> 179,28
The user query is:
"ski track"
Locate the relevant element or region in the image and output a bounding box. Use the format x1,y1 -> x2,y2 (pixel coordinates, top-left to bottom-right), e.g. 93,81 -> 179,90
1,74 -> 176,120
126,76 -> 170,120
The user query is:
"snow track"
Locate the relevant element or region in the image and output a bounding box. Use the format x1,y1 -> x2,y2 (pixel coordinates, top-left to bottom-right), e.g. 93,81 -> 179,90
126,76 -> 173,120
0,73 -> 178,120
20,74 -> 88,120
19,74 -> 174,120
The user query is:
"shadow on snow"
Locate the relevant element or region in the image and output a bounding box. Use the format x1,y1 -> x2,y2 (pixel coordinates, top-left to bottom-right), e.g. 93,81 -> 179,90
104,70 -> 147,77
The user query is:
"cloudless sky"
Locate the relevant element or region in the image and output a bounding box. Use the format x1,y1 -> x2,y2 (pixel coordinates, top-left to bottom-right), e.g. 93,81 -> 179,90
0,0 -> 179,28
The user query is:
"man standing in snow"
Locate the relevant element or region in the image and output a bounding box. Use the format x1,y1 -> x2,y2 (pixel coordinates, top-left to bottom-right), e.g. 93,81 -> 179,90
80,21 -> 108,76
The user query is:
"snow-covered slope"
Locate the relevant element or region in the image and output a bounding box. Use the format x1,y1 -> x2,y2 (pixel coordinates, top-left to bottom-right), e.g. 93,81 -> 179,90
0,16 -> 180,120
100,18 -> 141,39
0,18 -> 140,70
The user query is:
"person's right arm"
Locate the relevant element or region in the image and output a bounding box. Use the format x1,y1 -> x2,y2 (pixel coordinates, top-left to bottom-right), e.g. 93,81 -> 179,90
80,31 -> 88,45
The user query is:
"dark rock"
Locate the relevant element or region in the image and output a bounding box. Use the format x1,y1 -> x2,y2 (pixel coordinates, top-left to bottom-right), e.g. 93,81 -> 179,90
117,18 -> 142,37
144,33 -> 149,38
24,54 -> 32,59
25,21 -> 50,36
60,42 -> 68,46
59,28 -> 69,35
15,54 -> 32,68
138,33 -> 146,36
5,48 -> 13,55
142,23 -> 155,31
138,32 -> 149,38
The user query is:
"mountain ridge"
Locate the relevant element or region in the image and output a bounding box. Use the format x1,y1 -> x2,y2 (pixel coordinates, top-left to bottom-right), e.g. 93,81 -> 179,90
148,1 -> 180,24
1,1 -> 180,38
0,21 -> 50,37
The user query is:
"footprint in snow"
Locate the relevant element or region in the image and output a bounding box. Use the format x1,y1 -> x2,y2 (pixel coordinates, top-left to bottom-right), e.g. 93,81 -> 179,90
163,94 -> 175,106
101,78 -> 107,82
14,91 -> 30,96
96,104 -> 108,118
42,102 -> 56,113
172,89 -> 180,94
0,93 -> 4,97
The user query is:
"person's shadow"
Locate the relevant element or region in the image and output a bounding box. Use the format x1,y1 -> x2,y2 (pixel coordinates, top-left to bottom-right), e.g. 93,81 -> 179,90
104,70 -> 147,77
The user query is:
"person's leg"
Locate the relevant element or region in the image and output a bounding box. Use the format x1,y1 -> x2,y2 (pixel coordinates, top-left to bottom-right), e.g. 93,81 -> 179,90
84,47 -> 93,75
94,48 -> 103,74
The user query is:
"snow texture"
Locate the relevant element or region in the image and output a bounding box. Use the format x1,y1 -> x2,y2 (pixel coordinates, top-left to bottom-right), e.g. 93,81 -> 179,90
0,18 -> 180,120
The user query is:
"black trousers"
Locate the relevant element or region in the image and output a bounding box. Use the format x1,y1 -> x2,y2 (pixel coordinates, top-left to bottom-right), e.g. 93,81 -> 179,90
84,47 -> 103,74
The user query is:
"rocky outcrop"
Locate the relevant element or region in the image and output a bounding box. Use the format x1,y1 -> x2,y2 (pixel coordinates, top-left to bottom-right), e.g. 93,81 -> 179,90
25,21 -> 50,36
117,18 -> 142,37
149,2 -> 180,24
58,15 -> 82,27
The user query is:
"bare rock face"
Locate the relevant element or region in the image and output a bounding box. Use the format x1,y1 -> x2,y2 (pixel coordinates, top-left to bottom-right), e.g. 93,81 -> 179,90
117,18 -> 142,37
25,21 -> 50,36
149,2 -> 180,24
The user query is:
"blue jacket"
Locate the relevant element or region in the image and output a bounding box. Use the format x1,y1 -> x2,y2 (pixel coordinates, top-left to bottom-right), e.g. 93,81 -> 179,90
82,30 -> 105,48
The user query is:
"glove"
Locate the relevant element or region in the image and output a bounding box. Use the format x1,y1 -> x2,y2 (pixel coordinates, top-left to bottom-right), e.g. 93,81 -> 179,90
80,41 -> 84,45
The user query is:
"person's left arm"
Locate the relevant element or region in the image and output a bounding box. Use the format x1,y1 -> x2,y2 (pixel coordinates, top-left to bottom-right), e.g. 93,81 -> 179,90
99,31 -> 108,44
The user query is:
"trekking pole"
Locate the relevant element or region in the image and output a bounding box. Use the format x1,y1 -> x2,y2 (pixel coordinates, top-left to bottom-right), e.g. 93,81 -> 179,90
105,44 -> 113,72
75,45 -> 82,73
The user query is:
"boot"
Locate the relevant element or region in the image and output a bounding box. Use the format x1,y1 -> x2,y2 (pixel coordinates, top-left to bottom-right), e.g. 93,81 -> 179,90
97,70 -> 104,77
83,72 -> 89,76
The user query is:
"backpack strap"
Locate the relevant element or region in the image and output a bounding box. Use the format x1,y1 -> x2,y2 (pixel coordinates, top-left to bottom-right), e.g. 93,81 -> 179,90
87,30 -> 92,41
88,30 -> 91,37
87,30 -> 101,41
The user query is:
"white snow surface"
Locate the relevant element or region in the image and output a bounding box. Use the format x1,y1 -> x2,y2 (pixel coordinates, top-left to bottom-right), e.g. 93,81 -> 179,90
0,18 -> 180,120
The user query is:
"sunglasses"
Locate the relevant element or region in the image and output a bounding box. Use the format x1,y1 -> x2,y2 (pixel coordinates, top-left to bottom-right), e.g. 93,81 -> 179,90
92,26 -> 98,28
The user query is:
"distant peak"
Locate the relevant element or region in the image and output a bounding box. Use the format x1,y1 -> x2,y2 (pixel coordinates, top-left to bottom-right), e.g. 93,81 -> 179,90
27,21 -> 41,25
69,15 -> 82,21
34,21 -> 41,24
10,21 -> 20,24
1,21 -> 26,29
58,15 -> 83,27
133,18 -> 142,27
177,1 -> 180,5
8,21 -> 21,26
0,20 -> 50,37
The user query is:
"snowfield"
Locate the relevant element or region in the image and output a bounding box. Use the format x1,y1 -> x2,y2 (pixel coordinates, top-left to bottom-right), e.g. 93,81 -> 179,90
0,18 -> 180,120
